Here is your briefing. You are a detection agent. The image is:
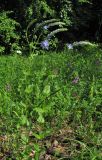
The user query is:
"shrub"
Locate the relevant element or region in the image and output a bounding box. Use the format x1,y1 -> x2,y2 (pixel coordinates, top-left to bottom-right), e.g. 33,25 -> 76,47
0,11 -> 20,54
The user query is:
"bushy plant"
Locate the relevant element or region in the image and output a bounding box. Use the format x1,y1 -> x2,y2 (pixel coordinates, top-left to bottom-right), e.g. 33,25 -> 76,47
26,18 -> 68,53
0,11 -> 20,54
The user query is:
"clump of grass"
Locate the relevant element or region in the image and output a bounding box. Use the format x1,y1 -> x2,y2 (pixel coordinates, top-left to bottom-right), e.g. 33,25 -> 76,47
0,48 -> 102,159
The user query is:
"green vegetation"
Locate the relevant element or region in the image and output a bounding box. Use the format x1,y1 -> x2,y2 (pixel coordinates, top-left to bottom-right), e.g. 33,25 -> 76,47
0,1 -> 102,159
0,48 -> 102,159
1,0 -> 102,55
0,11 -> 20,54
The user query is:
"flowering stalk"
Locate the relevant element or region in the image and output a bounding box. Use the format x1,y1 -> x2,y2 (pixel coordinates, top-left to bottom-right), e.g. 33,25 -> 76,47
34,19 -> 59,33
47,22 -> 66,28
47,28 -> 68,38
73,41 -> 98,47
26,18 -> 68,53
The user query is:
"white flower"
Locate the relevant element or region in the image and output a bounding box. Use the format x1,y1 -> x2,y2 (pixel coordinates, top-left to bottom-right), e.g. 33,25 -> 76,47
16,50 -> 22,54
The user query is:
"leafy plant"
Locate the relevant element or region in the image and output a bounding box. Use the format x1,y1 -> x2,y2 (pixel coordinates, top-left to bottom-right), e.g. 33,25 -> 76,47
26,18 -> 68,53
0,46 -> 5,54
0,11 -> 20,54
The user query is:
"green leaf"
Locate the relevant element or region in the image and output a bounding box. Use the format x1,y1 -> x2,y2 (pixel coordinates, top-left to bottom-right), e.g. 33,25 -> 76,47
34,107 -> 44,113
37,114 -> 45,123
25,85 -> 33,94
21,134 -> 28,144
32,133 -> 44,140
43,85 -> 50,95
34,143 -> 40,152
20,115 -> 28,125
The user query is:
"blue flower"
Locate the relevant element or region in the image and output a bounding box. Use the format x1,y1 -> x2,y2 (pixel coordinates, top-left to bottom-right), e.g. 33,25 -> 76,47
41,40 -> 49,50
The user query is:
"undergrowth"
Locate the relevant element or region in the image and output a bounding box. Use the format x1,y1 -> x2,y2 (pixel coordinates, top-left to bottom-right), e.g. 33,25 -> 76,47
0,49 -> 102,159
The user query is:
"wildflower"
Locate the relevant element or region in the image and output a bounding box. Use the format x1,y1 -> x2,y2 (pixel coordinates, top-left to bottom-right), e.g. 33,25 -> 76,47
66,43 -> 73,49
72,77 -> 79,84
41,40 -> 49,50
16,50 -> 22,55
43,25 -> 48,30
73,41 -> 97,47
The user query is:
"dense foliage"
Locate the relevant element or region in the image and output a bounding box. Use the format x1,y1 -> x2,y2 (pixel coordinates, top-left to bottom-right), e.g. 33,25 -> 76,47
0,48 -> 102,159
0,11 -> 20,54
0,0 -> 102,54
